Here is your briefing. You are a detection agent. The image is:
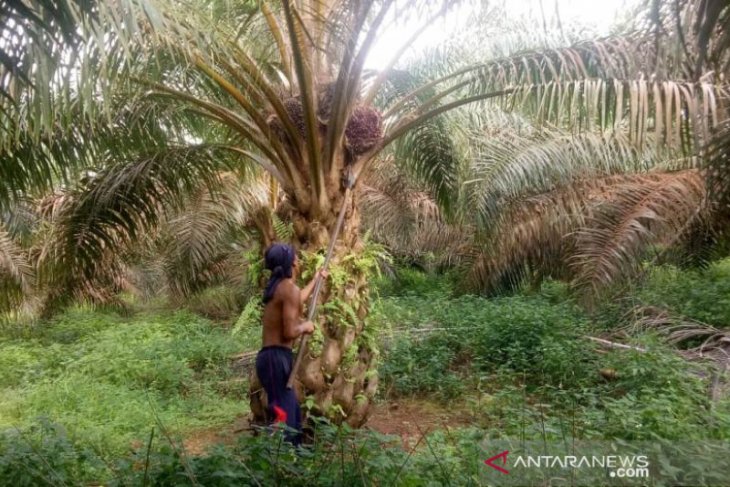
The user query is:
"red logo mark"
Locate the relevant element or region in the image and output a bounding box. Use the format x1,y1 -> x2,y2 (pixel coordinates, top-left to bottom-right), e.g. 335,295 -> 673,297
485,450 -> 510,474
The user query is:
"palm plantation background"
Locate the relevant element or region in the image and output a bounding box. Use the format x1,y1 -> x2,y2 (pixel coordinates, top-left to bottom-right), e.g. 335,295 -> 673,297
1,0 -> 730,484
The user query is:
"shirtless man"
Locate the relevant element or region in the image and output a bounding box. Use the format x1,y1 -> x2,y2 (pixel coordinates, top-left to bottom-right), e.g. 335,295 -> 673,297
255,243 -> 327,445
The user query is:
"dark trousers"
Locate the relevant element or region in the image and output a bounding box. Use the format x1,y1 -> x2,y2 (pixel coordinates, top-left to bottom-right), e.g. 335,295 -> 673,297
255,345 -> 302,445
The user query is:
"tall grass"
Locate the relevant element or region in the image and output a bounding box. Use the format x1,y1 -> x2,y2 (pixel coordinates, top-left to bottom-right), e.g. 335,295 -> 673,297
0,307 -> 249,457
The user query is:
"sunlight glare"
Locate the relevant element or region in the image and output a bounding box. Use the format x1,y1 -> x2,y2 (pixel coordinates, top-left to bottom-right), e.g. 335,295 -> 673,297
366,0 -> 635,70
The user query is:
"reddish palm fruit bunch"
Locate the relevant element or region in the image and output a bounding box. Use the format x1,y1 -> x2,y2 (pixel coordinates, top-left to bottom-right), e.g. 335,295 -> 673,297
267,97 -> 306,140
267,113 -> 286,140
345,105 -> 383,155
268,93 -> 384,158
284,97 -> 306,136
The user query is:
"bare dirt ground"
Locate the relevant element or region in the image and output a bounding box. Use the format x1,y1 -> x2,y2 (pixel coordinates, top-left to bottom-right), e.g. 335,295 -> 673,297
182,415 -> 250,455
364,399 -> 474,448
180,399 -> 473,455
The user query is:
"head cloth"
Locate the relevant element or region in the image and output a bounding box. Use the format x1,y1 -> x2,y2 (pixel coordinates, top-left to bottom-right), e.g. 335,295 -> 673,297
263,243 -> 295,304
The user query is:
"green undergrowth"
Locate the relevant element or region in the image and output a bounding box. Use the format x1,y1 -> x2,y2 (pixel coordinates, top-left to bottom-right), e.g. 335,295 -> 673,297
596,258 -> 730,327
186,285 -> 248,323
637,259 -> 730,324
0,418 -> 490,486
2,262 -> 730,484
0,307 -> 249,461
374,274 -> 592,400
374,266 -> 730,443
3,414 -> 728,486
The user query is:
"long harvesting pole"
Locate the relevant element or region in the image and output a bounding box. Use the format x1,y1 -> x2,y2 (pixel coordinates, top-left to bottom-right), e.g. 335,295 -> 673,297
286,178 -> 353,389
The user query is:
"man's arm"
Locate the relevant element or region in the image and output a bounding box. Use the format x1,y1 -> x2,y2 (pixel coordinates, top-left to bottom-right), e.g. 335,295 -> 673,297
281,283 -> 314,340
300,268 -> 328,304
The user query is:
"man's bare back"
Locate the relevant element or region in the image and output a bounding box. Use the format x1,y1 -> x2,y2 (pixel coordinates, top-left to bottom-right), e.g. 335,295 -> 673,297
262,279 -> 312,348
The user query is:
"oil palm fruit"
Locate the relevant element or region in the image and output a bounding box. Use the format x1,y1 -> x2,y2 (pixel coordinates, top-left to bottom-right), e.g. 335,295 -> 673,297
345,105 -> 383,156
284,97 -> 306,136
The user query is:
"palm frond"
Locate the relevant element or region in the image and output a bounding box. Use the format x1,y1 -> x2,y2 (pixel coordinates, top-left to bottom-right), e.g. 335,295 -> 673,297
470,127 -> 689,223
0,1 -> 158,158
462,170 -> 707,298
0,224 -> 33,313
360,157 -> 440,241
372,67 -> 468,213
461,185 -> 580,295
705,118 -> 730,209
376,29 -> 726,168
161,173 -> 268,298
571,170 -> 706,299
36,144 -> 248,310
1,198 -> 38,245
628,305 -> 730,365
360,156 -> 469,268
640,0 -> 730,78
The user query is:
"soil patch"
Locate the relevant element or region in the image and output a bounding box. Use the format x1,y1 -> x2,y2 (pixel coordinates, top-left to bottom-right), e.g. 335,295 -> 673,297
365,399 -> 474,448
181,415 -> 250,455
176,400 -> 474,454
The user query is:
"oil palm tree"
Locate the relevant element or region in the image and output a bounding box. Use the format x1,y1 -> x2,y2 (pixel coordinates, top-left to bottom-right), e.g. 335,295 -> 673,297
362,110 -> 712,302
362,0 -> 730,305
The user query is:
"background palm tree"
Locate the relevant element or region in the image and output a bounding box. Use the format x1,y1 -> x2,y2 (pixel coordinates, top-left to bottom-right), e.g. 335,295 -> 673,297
363,0 -> 730,306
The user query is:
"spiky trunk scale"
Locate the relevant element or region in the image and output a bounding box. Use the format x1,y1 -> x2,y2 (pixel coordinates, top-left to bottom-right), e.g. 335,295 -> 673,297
249,188 -> 379,427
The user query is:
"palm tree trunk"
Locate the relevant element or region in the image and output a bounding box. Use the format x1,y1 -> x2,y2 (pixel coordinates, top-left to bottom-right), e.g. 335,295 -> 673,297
250,187 -> 378,427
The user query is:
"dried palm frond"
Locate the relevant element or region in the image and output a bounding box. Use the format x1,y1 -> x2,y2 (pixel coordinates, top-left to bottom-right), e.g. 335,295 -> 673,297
463,170 -> 708,298
360,158 -> 439,239
32,144 -> 247,312
461,183 -> 582,294
160,173 -> 268,298
627,305 -> 730,365
34,190 -> 129,313
360,156 -> 471,268
571,170 -> 706,299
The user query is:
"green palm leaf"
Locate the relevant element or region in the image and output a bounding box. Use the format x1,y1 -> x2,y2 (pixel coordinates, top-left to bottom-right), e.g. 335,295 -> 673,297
0,223 -> 33,313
